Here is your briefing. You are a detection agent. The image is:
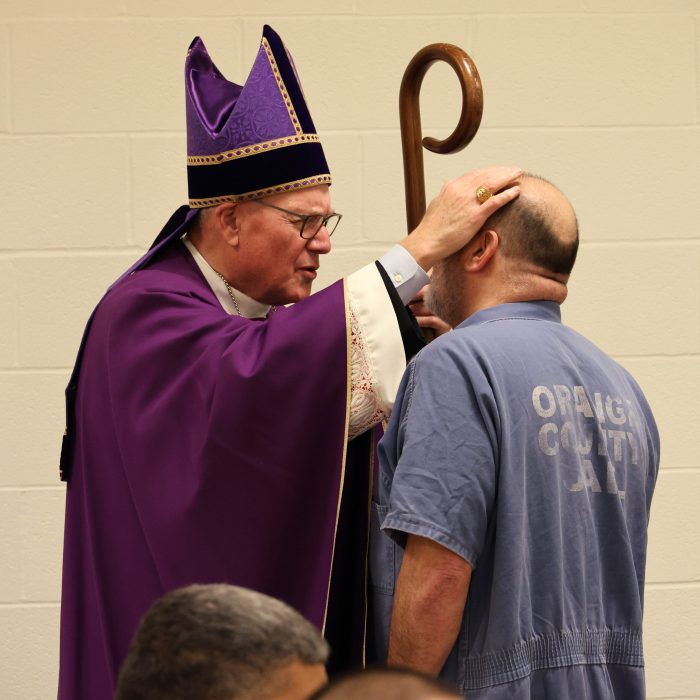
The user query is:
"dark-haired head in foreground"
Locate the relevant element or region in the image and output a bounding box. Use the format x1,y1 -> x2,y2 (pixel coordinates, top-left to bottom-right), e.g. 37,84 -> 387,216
115,584 -> 329,700
310,667 -> 460,699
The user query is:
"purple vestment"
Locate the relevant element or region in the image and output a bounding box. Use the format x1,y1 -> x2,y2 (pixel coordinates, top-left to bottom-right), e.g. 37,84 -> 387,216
58,220 -> 368,698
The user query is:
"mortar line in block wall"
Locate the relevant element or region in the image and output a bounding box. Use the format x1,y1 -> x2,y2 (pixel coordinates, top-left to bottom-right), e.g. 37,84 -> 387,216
0,243 -> 402,258
125,12 -> 700,18
0,247 -> 146,260
695,14 -> 700,124
7,351 -> 698,370
0,367 -> 71,374
3,239 -> 697,258
581,239 -> 700,248
0,601 -> 60,609
653,466 -> 700,472
1,240 -> 698,261
5,13 -> 368,22
2,125 -> 699,138
0,485 -> 65,493
612,353 -> 700,361
652,466 -> 700,475
3,24 -> 10,134
645,581 -> 700,591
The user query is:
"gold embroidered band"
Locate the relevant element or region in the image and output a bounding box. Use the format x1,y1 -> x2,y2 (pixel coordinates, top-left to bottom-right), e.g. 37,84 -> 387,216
187,134 -> 321,166
263,37 -> 302,136
188,174 -> 333,208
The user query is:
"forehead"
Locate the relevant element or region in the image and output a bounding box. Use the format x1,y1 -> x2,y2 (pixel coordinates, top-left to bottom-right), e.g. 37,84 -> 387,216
265,185 -> 331,212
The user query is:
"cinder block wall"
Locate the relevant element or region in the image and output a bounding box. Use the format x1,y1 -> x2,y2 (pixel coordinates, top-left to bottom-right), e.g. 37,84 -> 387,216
1,2 -> 698,698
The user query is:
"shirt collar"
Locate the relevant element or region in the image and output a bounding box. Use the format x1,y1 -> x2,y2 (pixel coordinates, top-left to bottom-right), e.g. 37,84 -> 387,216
181,234 -> 271,319
456,301 -> 562,330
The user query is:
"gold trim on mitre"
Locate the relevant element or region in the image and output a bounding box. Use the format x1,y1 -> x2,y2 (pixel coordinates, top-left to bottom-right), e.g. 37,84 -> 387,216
188,174 -> 332,208
262,37 -> 303,136
187,134 -> 321,166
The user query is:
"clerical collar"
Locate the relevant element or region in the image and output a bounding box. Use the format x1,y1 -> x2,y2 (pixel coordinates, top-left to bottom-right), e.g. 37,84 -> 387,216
181,234 -> 271,319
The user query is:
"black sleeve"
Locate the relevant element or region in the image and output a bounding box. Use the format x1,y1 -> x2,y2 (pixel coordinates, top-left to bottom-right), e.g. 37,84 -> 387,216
375,261 -> 426,362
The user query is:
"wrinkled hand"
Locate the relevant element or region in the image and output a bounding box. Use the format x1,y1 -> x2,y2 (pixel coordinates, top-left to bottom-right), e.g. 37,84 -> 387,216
400,166 -> 522,271
409,284 -> 451,342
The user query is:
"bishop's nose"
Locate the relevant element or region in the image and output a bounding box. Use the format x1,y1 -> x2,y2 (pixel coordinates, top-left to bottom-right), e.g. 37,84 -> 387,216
307,225 -> 332,254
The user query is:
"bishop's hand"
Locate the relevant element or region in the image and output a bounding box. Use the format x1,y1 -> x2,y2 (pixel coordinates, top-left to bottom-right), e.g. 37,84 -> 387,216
400,166 -> 522,272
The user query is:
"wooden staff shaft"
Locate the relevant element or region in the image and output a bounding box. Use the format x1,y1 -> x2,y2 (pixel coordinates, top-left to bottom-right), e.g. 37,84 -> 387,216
399,44 -> 484,233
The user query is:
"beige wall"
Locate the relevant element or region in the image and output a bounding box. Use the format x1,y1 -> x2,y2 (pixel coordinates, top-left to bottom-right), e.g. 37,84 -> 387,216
1,1 -> 698,698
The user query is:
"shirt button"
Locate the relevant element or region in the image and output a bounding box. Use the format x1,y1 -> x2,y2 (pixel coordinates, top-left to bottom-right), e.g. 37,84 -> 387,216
393,273 -> 403,284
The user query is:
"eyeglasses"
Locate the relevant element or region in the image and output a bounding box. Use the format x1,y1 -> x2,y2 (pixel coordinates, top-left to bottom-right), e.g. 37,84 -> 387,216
253,200 -> 342,239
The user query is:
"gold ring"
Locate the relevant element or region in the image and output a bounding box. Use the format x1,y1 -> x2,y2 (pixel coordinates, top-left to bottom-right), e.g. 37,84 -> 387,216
476,185 -> 492,204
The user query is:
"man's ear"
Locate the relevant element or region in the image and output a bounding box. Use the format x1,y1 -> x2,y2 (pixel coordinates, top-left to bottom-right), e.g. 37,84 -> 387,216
214,203 -> 240,248
464,229 -> 499,272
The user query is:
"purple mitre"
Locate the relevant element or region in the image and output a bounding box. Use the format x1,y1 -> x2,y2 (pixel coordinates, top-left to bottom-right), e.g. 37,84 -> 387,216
185,25 -> 331,207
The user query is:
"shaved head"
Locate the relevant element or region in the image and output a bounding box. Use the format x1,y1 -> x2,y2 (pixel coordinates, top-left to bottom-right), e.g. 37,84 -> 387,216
427,172 -> 579,325
310,668 -> 460,699
485,173 -> 579,277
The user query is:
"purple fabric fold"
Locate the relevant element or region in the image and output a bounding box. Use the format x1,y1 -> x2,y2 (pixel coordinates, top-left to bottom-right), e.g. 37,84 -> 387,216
188,70 -> 242,136
58,241 -> 353,699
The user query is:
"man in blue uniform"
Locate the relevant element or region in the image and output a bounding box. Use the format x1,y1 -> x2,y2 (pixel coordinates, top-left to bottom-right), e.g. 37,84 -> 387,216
369,174 -> 660,699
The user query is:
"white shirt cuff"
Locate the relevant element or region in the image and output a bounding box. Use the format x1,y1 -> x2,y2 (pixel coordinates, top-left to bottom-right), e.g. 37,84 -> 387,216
378,245 -> 430,305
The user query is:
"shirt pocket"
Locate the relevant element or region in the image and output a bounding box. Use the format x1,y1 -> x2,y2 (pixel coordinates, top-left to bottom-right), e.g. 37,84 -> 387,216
369,501 -> 396,595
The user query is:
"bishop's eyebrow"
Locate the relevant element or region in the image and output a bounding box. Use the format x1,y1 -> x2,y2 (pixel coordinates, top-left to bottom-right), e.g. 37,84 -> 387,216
293,208 -> 335,217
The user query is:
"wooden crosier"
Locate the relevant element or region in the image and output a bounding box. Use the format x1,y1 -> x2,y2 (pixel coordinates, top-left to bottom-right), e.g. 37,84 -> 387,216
399,43 -> 484,233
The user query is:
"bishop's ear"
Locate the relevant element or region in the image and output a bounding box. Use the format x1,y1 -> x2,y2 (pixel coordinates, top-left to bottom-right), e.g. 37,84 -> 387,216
464,229 -> 499,272
216,203 -> 240,247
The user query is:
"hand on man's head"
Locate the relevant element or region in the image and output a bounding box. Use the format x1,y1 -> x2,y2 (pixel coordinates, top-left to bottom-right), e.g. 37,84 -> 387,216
400,166 -> 522,272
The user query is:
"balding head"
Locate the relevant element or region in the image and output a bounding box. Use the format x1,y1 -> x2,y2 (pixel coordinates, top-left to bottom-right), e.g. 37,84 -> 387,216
310,668 -> 460,700
485,173 -> 579,277
427,173 -> 579,326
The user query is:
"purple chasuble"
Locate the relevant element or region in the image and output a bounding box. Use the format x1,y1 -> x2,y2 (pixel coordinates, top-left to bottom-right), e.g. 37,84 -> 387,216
58,233 -> 368,699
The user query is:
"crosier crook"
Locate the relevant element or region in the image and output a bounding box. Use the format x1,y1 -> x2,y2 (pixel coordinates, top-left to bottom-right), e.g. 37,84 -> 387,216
399,43 -> 484,234
399,43 -> 484,340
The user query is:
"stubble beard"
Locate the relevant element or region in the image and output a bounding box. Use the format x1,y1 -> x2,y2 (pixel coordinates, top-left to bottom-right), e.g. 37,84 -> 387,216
426,263 -> 466,330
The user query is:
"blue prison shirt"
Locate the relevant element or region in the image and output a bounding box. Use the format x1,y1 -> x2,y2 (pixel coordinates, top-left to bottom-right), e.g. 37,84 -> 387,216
368,301 -> 660,699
